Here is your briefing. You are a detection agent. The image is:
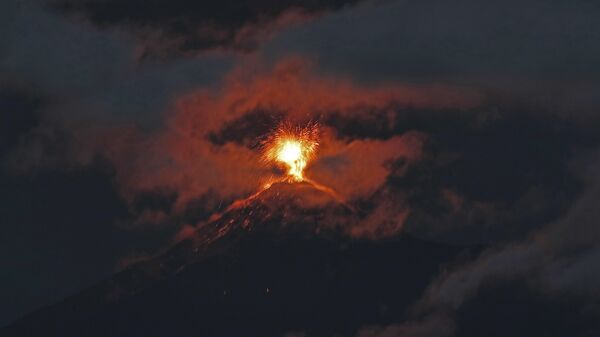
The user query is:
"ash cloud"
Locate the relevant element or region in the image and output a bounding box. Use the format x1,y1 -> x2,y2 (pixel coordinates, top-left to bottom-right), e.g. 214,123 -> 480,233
76,57 -> 476,235
264,0 -> 600,121
351,151 -> 600,337
46,0 -> 366,57
7,53 -> 598,247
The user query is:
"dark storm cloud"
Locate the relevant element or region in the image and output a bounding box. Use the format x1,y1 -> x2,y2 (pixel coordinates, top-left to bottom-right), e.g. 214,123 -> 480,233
47,0 -> 366,56
351,151 -> 600,337
1,0 -> 232,129
264,0 -> 600,119
267,0 -> 600,79
390,105 -> 598,244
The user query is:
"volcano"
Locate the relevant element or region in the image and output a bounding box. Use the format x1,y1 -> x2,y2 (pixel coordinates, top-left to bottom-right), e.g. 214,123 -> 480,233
2,182 -> 469,337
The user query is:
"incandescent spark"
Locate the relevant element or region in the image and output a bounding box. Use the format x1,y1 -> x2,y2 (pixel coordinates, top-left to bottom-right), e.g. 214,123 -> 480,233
199,122 -> 351,232
263,122 -> 319,181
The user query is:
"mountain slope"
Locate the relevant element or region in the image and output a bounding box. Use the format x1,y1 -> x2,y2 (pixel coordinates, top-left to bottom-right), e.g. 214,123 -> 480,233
2,182 -> 470,337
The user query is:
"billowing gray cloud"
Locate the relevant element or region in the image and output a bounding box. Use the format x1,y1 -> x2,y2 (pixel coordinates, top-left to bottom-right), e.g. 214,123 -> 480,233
267,0 -> 600,80
1,0 -> 233,128
356,150 -> 600,336
46,0 -> 366,56
264,0 -> 600,120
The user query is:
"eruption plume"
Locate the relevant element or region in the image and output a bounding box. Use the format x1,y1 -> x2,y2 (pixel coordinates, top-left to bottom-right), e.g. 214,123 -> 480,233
263,122 -> 319,182
203,122 -> 351,226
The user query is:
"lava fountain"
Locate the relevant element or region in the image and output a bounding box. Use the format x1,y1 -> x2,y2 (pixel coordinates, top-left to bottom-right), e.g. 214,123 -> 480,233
263,122 -> 319,182
204,122 -> 352,226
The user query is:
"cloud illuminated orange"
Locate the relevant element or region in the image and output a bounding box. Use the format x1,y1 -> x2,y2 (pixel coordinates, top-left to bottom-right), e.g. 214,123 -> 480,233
80,56 -> 481,233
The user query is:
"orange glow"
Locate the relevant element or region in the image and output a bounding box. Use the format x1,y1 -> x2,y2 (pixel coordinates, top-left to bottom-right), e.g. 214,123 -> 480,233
263,123 -> 319,181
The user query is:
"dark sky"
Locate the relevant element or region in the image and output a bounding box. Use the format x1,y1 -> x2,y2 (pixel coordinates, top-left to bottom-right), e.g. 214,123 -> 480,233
2,0 -> 600,334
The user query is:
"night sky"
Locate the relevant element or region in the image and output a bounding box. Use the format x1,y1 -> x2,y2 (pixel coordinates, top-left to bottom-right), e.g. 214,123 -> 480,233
2,0 -> 600,335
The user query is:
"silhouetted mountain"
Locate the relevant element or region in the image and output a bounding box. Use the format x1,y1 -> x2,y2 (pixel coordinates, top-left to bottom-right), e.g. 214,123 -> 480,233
2,182 -> 472,337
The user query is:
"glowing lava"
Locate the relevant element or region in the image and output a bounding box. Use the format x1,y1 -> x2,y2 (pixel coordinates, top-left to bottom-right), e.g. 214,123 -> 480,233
201,122 -> 352,228
264,123 -> 319,181
275,140 -> 305,180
